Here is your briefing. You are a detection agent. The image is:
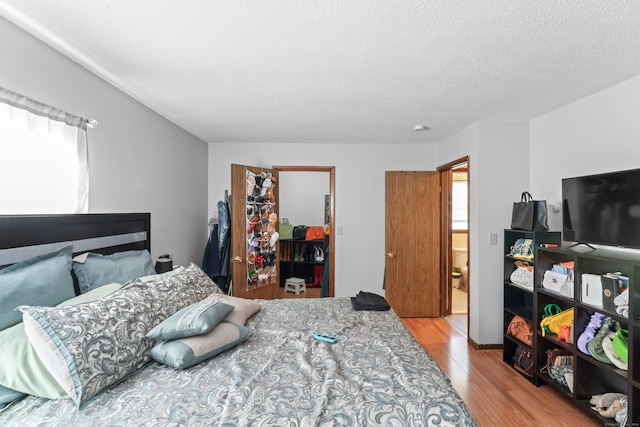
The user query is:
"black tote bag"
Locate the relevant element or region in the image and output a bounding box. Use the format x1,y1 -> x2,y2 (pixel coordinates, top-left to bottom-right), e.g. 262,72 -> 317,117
511,191 -> 549,231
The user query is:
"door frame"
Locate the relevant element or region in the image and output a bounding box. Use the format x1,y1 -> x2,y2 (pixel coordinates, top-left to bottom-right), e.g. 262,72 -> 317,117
273,165 -> 335,297
437,156 -> 470,335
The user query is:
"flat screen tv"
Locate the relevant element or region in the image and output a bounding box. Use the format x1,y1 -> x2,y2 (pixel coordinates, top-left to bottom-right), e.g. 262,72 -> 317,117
562,168 -> 640,249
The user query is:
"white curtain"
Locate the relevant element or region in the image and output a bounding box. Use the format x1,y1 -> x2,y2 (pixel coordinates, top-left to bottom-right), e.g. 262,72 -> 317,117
0,87 -> 89,214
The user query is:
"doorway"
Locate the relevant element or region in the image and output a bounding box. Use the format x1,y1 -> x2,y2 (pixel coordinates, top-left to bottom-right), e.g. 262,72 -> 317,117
438,157 -> 470,338
229,164 -> 335,299
274,166 -> 335,297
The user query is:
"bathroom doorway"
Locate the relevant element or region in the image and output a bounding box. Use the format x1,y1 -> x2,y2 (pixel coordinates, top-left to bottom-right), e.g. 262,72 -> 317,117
438,158 -> 469,338
451,168 -> 468,315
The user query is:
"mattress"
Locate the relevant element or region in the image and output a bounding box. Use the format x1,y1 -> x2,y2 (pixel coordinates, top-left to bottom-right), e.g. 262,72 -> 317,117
0,297 -> 477,426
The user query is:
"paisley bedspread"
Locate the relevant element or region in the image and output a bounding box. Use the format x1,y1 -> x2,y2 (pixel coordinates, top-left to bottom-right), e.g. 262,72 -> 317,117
0,297 -> 477,426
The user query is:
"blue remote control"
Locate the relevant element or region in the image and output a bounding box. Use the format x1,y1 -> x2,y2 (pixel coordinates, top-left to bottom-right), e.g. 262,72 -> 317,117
311,333 -> 338,344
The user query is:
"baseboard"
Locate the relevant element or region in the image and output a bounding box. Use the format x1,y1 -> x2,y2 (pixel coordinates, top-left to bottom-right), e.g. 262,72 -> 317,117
468,337 -> 502,351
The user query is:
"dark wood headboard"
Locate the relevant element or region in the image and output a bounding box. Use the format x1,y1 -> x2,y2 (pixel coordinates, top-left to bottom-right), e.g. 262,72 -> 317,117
0,213 -> 150,268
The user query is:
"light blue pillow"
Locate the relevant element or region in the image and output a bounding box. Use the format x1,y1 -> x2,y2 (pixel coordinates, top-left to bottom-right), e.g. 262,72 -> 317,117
19,263 -> 219,408
149,321 -> 252,369
0,245 -> 74,331
73,249 -> 155,293
0,385 -> 24,411
146,299 -> 234,340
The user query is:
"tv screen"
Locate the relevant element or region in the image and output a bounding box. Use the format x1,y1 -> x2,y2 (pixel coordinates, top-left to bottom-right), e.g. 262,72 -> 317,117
562,168 -> 640,249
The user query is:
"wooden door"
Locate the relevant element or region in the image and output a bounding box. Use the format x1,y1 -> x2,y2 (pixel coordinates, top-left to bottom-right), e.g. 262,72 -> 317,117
385,171 -> 441,317
231,164 -> 279,299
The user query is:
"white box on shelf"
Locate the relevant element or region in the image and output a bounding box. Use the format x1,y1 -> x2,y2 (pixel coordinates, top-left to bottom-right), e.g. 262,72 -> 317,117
581,273 -> 603,308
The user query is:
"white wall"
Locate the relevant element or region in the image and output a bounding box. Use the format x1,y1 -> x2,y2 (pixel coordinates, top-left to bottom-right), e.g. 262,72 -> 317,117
279,172 -> 329,227
446,75 -> 640,346
208,143 -> 439,297
0,17 -> 209,266
530,75 -> 640,232
438,120 -> 530,345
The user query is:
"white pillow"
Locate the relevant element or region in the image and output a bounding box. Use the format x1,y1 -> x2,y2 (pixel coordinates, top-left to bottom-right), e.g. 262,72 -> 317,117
203,293 -> 261,325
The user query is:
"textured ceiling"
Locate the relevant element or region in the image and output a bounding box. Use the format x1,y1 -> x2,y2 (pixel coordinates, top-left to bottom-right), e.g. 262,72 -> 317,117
2,1 -> 640,144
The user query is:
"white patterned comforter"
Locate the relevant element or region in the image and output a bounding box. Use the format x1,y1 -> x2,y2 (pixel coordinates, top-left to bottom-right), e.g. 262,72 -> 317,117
0,297 -> 477,426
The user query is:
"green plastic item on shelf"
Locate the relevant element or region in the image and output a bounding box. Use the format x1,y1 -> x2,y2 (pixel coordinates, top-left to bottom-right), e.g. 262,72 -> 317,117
587,319 -> 619,365
612,328 -> 629,363
541,303 -> 561,335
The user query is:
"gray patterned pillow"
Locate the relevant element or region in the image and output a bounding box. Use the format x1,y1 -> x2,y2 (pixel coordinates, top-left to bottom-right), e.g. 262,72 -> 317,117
19,262 -> 218,408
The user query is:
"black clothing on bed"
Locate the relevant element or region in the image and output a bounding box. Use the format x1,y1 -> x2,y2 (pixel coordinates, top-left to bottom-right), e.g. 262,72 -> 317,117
351,291 -> 390,311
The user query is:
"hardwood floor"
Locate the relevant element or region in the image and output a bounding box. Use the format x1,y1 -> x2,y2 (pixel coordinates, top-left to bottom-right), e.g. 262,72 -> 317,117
278,286 -> 321,299
402,317 -> 602,427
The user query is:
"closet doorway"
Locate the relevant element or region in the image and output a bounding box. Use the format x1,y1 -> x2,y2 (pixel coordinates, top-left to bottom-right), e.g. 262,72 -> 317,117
274,166 -> 335,297
439,157 -> 470,338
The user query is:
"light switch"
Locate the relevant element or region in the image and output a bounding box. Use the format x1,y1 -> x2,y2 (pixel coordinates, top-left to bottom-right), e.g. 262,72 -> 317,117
337,226 -> 343,235
489,233 -> 498,245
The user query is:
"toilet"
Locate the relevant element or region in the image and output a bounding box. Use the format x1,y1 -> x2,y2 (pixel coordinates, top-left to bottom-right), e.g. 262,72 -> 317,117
461,265 -> 468,289
452,271 -> 462,289
452,247 -> 468,290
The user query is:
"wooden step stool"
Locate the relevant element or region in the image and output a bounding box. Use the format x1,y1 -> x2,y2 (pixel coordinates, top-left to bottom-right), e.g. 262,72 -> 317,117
284,277 -> 306,295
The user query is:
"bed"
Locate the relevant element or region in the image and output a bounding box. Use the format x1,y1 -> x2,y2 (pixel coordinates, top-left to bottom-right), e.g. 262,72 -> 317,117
0,214 -> 478,426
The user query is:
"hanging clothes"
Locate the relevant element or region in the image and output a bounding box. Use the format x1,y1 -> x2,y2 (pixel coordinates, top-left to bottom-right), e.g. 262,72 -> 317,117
202,217 -> 221,281
208,223 -> 222,279
202,192 -> 231,294
321,247 -> 330,298
214,196 -> 231,292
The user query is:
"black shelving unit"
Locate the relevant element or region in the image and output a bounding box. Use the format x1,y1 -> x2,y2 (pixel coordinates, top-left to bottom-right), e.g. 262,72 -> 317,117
279,238 -> 326,288
503,229 -> 561,384
534,244 -> 639,426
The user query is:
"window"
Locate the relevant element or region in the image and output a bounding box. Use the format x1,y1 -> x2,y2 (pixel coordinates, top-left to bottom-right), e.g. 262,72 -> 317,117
452,176 -> 468,231
0,88 -> 89,214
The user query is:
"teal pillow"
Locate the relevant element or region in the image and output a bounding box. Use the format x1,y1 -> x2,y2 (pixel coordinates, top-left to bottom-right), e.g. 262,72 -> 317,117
73,249 -> 155,293
149,321 -> 252,369
0,385 -> 24,410
147,299 -> 234,340
0,245 -> 74,331
0,283 -> 122,405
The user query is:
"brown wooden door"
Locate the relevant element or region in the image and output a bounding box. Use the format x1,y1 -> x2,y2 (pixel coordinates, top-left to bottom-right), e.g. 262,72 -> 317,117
385,171 -> 441,317
231,163 -> 279,299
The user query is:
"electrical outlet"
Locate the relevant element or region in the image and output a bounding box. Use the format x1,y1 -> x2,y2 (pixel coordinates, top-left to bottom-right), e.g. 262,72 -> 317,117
489,233 -> 498,245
